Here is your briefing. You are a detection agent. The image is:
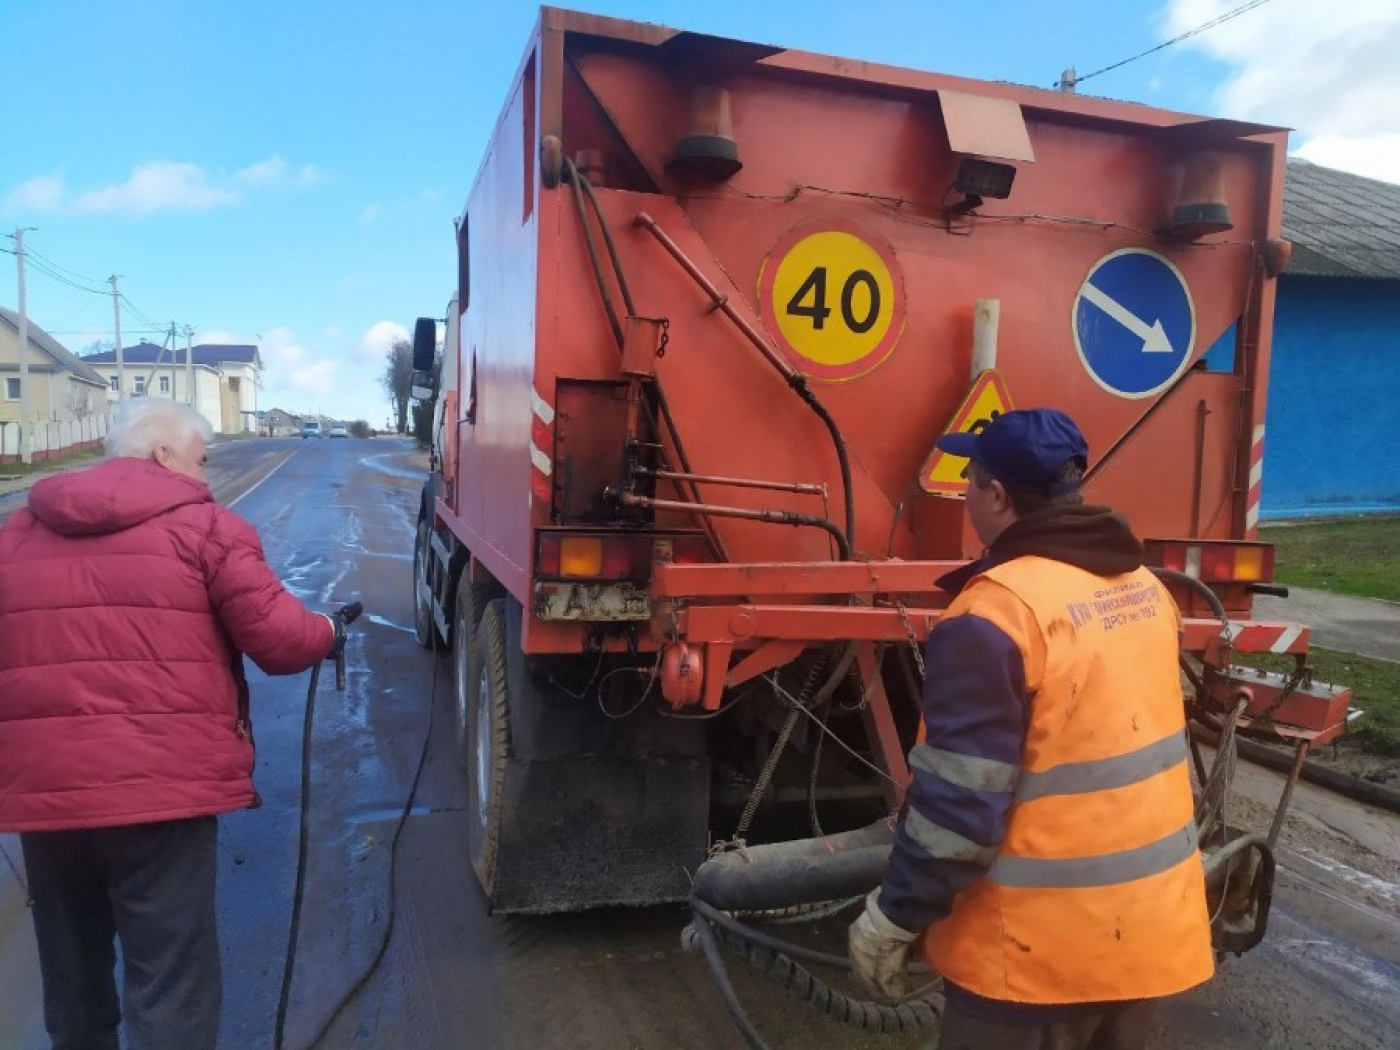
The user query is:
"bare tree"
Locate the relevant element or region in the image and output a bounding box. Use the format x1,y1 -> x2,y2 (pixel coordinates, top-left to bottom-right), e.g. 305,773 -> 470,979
381,339 -> 414,434
67,383 -> 95,419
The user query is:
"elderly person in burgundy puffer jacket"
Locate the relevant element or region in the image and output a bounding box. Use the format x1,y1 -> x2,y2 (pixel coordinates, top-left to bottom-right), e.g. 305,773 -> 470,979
0,397 -> 341,1050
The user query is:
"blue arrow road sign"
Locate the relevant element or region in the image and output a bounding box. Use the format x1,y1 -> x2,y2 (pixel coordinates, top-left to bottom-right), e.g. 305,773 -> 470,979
1073,248 -> 1196,399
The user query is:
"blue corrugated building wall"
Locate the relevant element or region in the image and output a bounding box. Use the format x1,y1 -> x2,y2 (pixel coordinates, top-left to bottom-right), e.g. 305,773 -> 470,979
1258,162 -> 1400,520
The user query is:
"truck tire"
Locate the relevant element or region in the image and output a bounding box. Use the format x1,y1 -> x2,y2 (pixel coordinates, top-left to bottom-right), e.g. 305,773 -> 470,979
452,576 -> 497,763
412,519 -> 442,650
466,598 -> 510,896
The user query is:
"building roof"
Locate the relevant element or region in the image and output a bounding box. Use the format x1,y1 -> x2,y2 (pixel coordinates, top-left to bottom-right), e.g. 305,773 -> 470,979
83,342 -> 261,368
0,306 -> 108,386
1283,160 -> 1400,280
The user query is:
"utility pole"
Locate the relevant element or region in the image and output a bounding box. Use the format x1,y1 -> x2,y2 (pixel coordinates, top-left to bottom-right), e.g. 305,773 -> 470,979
109,275 -> 124,400
184,325 -> 194,406
13,228 -> 33,464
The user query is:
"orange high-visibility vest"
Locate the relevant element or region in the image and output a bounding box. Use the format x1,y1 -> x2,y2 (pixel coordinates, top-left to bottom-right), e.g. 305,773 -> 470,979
922,557 -> 1214,1004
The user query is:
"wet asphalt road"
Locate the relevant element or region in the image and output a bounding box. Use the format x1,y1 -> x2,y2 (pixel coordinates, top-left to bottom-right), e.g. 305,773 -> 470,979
1,437 -> 1399,1048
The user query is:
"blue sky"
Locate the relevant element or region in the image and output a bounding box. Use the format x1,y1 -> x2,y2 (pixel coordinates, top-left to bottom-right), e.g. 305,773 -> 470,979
3,0 -> 1396,427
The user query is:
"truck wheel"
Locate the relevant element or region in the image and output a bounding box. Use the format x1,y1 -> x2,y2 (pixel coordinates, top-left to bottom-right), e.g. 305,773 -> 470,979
452,577 -> 496,763
412,519 -> 441,650
466,598 -> 510,895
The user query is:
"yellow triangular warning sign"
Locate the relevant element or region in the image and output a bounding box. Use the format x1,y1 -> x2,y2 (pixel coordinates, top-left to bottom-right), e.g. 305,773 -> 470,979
919,370 -> 1014,496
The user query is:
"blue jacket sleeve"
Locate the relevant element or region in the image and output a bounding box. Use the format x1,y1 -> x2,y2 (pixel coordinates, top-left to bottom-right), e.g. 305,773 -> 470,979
878,613 -> 1029,932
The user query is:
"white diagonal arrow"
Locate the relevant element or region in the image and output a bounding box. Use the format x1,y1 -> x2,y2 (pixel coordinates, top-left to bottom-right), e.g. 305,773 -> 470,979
1080,282 -> 1174,354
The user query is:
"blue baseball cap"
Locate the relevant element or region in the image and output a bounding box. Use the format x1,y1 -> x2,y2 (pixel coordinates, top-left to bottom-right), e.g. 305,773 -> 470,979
937,408 -> 1088,496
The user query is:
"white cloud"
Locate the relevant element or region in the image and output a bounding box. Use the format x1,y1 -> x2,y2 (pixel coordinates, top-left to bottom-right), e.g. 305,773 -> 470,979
3,174 -> 65,213
359,202 -> 381,223
2,156 -> 327,216
1292,134 -> 1400,185
70,162 -> 239,215
355,320 -> 409,361
198,329 -> 242,345
234,156 -> 325,190
1168,1 -> 1400,183
290,359 -> 340,396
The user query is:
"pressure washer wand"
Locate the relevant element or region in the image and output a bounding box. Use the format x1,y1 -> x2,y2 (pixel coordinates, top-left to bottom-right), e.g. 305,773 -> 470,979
274,600 -> 362,1050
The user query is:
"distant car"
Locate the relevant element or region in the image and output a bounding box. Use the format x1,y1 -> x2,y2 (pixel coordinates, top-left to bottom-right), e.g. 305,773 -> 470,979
329,425 -> 349,438
302,422 -> 323,439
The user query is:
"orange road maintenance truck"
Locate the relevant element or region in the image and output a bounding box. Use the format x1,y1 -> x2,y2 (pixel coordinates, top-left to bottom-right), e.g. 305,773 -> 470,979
410,7 -> 1349,940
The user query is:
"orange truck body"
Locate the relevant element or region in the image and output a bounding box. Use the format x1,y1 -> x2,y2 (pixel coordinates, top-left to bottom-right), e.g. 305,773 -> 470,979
413,7 -> 1323,913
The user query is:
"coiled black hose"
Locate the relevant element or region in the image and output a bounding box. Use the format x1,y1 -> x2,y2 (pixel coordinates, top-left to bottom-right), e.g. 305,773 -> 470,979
685,898 -> 942,1046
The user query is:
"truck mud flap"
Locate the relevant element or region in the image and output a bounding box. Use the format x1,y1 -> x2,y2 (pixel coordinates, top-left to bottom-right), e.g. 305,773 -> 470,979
489,754 -> 710,914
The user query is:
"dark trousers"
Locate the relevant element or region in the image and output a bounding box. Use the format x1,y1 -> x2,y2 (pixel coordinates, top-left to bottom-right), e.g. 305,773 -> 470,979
937,997 -> 1159,1050
21,816 -> 221,1050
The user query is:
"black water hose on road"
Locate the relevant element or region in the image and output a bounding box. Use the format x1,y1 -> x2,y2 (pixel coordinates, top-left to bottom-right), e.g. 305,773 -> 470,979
685,820 -> 943,1045
275,601 -> 363,1050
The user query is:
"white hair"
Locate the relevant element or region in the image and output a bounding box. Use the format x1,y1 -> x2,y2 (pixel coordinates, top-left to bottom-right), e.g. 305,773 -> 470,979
105,398 -> 214,458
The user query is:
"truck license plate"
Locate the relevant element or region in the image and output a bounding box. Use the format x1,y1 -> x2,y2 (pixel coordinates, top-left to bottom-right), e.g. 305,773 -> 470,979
532,582 -> 651,621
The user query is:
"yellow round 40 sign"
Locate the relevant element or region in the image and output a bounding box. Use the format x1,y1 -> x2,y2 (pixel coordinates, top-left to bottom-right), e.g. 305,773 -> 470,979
758,220 -> 907,381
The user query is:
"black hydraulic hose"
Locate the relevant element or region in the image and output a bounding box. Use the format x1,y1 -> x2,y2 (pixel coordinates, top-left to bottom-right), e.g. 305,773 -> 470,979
650,386 -> 730,562
578,170 -> 636,317
687,899 -> 942,1040
1151,566 -> 1229,625
789,375 -> 856,555
693,897 -> 850,970
564,157 -> 624,349
692,910 -> 770,1050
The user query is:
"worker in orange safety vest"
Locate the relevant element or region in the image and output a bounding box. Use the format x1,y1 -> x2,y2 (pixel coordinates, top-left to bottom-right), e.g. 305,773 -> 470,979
848,407 -> 1214,1049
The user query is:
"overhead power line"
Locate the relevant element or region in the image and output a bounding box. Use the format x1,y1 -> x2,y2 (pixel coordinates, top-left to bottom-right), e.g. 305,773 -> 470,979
24,245 -> 106,290
1062,0 -> 1275,89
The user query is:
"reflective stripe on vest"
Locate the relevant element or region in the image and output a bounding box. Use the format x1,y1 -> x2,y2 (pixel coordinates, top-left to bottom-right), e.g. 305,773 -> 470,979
988,820 -> 1200,889
1016,730 -> 1186,803
909,743 -> 1020,793
905,808 -> 998,865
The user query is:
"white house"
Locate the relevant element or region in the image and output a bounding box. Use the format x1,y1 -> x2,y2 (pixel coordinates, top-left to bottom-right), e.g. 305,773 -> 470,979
84,342 -> 262,434
0,306 -> 110,460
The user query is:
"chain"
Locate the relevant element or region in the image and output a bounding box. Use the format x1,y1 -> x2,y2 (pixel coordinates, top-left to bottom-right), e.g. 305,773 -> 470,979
1251,662 -> 1309,726
895,600 -> 926,679
656,317 -> 670,358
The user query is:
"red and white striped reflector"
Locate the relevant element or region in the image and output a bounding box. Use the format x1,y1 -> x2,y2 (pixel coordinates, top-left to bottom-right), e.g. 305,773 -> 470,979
529,388 -> 554,505
1245,424 -> 1265,534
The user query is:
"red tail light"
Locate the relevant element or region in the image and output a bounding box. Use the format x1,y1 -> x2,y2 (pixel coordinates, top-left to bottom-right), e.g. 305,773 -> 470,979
536,531 -> 711,581
1143,539 -> 1274,584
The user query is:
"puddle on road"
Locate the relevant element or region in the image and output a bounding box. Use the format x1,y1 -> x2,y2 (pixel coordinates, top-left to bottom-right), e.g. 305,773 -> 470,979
1294,846 -> 1400,908
360,453 -> 427,482
366,614 -> 414,635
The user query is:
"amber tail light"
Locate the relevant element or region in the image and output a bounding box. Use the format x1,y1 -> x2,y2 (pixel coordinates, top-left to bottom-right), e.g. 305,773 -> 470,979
1143,539 -> 1274,584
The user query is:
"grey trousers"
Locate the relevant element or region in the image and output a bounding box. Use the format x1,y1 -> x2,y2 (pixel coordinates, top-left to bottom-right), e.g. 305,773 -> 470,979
937,997 -> 1159,1050
21,816 -> 222,1050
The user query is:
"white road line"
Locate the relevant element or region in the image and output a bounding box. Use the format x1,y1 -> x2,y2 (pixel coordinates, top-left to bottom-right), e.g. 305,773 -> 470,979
227,447 -> 302,509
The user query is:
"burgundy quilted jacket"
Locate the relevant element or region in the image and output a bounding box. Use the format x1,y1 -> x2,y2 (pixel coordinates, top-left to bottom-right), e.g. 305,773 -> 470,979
0,457 -> 334,831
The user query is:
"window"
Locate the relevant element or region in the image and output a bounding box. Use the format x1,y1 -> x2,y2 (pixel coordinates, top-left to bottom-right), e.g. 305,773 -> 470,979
109,376 -> 119,392
134,378 -> 146,396
159,375 -> 171,394
4,378 -> 19,401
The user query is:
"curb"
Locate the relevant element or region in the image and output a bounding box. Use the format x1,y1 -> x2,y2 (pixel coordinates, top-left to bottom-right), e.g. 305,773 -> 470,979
1191,725 -> 1400,816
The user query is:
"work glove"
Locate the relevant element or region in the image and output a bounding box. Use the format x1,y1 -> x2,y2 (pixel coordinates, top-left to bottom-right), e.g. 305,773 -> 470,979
847,889 -> 919,1002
